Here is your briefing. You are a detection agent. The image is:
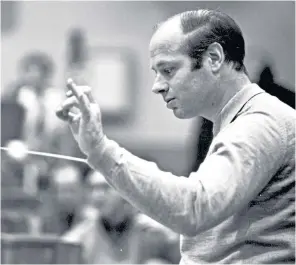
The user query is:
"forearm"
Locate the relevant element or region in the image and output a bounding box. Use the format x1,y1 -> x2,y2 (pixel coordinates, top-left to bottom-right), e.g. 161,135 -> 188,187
87,137 -> 202,236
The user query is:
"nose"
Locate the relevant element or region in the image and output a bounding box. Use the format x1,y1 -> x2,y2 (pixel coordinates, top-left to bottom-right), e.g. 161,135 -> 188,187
152,78 -> 169,94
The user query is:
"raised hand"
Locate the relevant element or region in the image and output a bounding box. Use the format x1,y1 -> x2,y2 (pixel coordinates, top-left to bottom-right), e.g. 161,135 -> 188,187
56,78 -> 104,155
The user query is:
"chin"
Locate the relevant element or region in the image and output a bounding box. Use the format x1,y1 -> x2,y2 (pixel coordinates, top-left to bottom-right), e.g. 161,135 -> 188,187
173,109 -> 190,119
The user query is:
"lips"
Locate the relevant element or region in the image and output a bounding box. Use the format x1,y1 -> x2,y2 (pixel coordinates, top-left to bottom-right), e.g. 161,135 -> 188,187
166,99 -> 175,109
165,98 -> 174,104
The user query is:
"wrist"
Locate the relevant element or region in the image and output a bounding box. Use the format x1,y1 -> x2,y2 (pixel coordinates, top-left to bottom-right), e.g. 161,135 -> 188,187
86,135 -> 119,176
86,134 -> 107,158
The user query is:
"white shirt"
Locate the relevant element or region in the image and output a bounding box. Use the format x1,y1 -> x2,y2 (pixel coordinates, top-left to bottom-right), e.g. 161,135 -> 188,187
87,84 -> 295,263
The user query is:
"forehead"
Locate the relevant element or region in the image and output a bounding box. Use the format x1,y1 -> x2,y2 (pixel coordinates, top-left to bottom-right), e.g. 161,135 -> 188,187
149,16 -> 186,59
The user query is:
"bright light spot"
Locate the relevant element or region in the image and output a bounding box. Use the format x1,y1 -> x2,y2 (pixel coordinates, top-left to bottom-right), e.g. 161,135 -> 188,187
6,140 -> 28,161
88,171 -> 107,186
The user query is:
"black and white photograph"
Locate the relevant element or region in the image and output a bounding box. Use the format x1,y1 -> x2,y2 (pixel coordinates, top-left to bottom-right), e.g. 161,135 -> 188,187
1,1 -> 295,264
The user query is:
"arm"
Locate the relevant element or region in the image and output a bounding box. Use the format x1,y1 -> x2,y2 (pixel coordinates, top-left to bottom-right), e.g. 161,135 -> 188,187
57,80 -> 286,236
87,111 -> 286,236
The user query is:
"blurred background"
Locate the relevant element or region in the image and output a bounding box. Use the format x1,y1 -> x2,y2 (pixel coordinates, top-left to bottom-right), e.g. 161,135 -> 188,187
1,1 -> 295,264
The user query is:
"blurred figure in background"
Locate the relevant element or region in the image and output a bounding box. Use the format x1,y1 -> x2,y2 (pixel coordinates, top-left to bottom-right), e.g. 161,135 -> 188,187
2,51 -> 87,194
2,51 -> 66,194
7,51 -> 56,150
86,170 -> 140,263
42,162 -> 87,235
1,52 -> 52,190
87,170 -> 180,264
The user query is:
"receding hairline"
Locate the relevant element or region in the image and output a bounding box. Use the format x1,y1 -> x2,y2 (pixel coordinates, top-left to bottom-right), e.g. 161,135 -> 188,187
151,9 -> 247,73
152,13 -> 181,33
151,11 -> 207,54
152,9 -> 212,32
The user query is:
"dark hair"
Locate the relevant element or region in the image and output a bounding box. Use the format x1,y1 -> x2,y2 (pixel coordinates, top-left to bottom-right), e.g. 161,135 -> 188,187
166,9 -> 247,74
19,51 -> 54,78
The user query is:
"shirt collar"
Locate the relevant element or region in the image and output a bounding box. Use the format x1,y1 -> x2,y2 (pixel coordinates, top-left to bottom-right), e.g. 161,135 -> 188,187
212,83 -> 265,136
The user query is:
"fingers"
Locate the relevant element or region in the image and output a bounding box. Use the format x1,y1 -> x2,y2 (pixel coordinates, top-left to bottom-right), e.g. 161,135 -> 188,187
56,96 -> 79,121
57,78 -> 96,122
66,90 -> 72,97
56,106 -> 81,123
68,112 -> 81,124
56,106 -> 69,121
66,78 -> 82,99
67,78 -> 91,117
66,80 -> 96,103
56,106 -> 72,122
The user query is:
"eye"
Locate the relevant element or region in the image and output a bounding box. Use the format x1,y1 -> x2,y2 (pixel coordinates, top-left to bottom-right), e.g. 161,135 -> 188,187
162,67 -> 175,76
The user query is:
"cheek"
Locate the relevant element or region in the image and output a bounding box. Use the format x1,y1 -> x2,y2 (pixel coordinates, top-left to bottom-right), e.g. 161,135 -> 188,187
173,76 -> 193,98
182,79 -> 206,116
182,78 -> 201,103
190,75 -> 209,100
172,72 -> 203,107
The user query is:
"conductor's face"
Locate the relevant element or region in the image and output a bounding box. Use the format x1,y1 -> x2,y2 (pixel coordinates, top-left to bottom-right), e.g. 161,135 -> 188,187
149,17 -> 213,119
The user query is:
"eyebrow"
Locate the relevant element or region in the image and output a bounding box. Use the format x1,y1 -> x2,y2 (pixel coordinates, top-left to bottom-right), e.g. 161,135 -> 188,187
151,60 -> 175,70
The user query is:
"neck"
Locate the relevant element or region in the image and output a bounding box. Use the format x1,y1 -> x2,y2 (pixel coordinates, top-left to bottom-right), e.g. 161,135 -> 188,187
202,70 -> 251,122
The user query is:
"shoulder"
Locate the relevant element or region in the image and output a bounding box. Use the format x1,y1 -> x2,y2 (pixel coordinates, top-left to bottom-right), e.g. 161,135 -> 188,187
239,92 -> 295,148
219,92 -> 294,143
242,92 -> 296,127
208,93 -> 293,168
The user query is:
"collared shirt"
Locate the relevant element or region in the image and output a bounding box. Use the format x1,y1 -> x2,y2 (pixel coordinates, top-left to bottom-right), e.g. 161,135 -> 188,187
87,83 -> 295,263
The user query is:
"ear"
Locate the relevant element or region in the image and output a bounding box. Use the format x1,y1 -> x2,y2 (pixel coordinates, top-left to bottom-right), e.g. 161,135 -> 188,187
206,42 -> 224,73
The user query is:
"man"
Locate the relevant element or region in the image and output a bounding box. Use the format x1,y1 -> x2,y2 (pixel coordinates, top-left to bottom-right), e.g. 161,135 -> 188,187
84,170 -> 139,263
86,170 -> 180,264
56,9 -> 295,264
42,162 -> 87,235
